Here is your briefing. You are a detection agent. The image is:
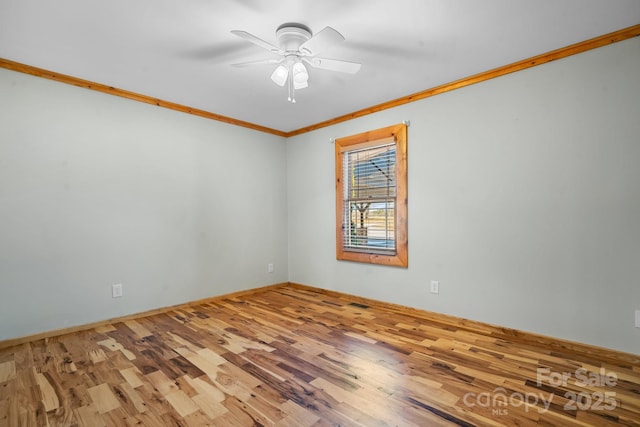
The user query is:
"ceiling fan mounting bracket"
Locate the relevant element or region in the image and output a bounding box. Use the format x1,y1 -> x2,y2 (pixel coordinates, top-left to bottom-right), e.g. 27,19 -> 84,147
276,23 -> 312,52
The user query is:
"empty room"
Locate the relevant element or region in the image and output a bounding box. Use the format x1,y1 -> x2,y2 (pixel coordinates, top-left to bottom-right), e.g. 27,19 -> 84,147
1,1 -> 640,426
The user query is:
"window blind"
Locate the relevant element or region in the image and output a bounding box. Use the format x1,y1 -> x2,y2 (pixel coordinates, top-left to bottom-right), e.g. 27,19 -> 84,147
342,141 -> 396,254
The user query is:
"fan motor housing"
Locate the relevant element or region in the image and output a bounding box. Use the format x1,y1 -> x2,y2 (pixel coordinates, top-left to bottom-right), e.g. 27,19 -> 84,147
276,23 -> 312,51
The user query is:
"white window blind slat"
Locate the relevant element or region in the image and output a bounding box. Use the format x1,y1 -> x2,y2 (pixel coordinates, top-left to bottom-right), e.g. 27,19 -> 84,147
342,142 -> 396,253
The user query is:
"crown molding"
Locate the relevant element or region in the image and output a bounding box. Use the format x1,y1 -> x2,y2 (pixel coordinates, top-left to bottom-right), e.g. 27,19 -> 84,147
2,24 -> 639,138
286,24 -> 640,136
0,58 -> 288,137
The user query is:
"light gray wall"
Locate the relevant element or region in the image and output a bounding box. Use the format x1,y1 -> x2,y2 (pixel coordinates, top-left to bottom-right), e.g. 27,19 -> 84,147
2,37 -> 639,355
287,37 -> 640,354
0,69 -> 288,340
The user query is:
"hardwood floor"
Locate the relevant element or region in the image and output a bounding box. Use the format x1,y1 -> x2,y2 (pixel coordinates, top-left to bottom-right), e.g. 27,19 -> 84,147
1,283 -> 639,426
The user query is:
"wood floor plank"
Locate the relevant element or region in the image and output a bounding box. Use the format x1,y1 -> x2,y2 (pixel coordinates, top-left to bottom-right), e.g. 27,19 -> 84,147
1,283 -> 639,426
0,361 -> 16,383
33,368 -> 60,412
163,389 -> 199,418
74,403 -> 106,427
87,383 -> 120,414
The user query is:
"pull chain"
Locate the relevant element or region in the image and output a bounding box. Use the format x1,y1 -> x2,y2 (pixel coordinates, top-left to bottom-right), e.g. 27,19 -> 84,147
288,69 -> 296,103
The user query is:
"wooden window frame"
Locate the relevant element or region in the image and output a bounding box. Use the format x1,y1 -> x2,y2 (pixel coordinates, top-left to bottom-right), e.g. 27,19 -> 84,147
335,123 -> 408,267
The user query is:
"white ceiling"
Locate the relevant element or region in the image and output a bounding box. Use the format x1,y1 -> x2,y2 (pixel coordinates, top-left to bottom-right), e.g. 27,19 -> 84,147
1,0 -> 639,133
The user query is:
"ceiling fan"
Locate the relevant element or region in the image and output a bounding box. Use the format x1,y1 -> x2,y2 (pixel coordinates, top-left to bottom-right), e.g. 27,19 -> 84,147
230,23 -> 362,103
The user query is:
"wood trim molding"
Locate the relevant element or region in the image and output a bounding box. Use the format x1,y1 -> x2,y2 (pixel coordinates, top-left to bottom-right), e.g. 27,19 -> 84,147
335,123 -> 408,267
286,24 -> 640,137
0,58 -> 288,138
0,282 -> 287,350
1,24 -> 639,138
286,282 -> 640,366
2,281 -> 638,366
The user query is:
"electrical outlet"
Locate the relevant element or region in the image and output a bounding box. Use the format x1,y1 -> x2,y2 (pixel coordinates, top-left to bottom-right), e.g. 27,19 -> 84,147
635,310 -> 640,328
268,263 -> 274,273
430,280 -> 439,294
112,283 -> 123,298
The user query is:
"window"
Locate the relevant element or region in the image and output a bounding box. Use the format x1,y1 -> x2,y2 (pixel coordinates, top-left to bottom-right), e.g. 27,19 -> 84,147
335,123 -> 408,267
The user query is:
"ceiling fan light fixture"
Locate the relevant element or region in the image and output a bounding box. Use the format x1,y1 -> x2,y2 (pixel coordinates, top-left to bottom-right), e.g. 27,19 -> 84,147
292,61 -> 309,85
270,64 -> 289,86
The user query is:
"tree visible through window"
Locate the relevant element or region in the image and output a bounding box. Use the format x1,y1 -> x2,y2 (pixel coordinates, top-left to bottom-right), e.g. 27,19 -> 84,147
335,123 -> 408,267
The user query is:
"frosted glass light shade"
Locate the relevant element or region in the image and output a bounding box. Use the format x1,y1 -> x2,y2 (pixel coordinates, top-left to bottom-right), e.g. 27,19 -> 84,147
292,62 -> 308,85
270,65 -> 289,86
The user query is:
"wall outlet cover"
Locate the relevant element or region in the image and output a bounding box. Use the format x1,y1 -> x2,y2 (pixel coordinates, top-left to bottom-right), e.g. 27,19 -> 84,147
430,280 -> 439,294
112,283 -> 123,298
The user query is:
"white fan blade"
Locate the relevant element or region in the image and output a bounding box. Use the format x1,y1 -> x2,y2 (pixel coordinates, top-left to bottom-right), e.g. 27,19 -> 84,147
299,26 -> 344,56
230,30 -> 283,54
231,58 -> 282,67
304,57 -> 361,74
